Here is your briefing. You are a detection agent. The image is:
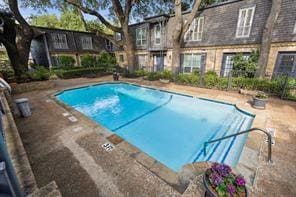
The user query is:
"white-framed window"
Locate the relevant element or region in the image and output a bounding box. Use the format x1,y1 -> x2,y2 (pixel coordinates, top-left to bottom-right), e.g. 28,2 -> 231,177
182,53 -> 202,73
137,55 -> 148,70
115,33 -> 122,41
81,36 -> 93,50
52,33 -> 68,49
185,17 -> 204,42
154,24 -> 161,45
293,21 -> 296,34
105,39 -> 113,51
136,27 -> 147,46
236,6 -> 255,38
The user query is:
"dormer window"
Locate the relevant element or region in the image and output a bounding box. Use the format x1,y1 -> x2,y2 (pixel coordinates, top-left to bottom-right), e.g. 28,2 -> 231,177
52,33 -> 68,49
155,24 -> 161,45
236,6 -> 255,38
136,27 -> 147,46
81,36 -> 93,50
185,17 -> 204,42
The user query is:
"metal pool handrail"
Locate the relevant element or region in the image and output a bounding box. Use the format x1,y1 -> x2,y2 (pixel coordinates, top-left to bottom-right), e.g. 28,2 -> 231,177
203,128 -> 272,163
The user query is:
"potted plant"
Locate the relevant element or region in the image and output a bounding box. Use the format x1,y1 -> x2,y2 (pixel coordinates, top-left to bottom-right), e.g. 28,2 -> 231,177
203,163 -> 248,197
253,91 -> 268,109
159,70 -> 172,84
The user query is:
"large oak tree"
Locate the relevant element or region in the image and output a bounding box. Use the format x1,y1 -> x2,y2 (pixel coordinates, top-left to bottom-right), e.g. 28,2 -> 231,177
0,0 -> 41,78
64,0 -> 159,71
171,0 -> 202,75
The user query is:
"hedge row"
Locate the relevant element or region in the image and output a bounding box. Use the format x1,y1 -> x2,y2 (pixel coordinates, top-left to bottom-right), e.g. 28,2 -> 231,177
176,71 -> 293,97
54,67 -> 107,79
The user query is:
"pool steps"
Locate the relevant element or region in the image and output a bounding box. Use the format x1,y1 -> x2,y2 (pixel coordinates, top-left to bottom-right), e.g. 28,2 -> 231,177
192,111 -> 250,167
221,117 -> 252,166
191,112 -> 239,162
205,116 -> 244,162
208,116 -> 246,165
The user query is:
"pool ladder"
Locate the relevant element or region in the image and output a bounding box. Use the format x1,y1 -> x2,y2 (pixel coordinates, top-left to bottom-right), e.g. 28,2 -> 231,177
203,128 -> 273,163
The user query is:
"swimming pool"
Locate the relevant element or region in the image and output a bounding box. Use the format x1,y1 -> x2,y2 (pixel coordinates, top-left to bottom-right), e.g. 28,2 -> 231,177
56,83 -> 254,172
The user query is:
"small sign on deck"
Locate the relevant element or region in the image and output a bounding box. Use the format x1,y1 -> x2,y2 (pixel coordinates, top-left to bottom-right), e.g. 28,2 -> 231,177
101,143 -> 114,152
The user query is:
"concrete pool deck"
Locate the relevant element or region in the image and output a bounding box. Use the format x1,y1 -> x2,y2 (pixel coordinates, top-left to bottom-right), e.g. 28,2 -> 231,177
13,76 -> 296,196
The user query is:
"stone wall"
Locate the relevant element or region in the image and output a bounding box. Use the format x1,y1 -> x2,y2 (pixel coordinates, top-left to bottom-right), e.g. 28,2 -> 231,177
0,89 -> 38,195
115,41 -> 296,77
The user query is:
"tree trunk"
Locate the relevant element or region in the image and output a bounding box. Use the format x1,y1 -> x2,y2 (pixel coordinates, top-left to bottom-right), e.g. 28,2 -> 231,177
15,34 -> 32,73
6,49 -> 23,77
171,0 -> 202,77
256,0 -> 282,78
5,40 -> 31,77
124,43 -> 135,71
172,0 -> 183,76
0,15 -> 32,78
122,25 -> 135,71
172,40 -> 182,75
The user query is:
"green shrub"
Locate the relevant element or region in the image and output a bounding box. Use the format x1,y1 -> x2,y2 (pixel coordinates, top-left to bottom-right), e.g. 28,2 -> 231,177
0,61 -> 15,82
27,66 -> 50,81
175,69 -> 287,97
255,91 -> 268,99
160,70 -> 173,80
176,73 -> 200,86
55,67 -> 106,79
146,72 -> 161,81
204,71 -> 218,88
232,50 -> 258,78
81,55 -> 97,67
97,51 -> 117,70
134,69 -> 148,77
59,56 -> 75,67
216,78 -> 228,90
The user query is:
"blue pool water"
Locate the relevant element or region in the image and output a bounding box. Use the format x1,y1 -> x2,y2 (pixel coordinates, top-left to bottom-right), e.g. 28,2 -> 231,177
57,83 -> 254,172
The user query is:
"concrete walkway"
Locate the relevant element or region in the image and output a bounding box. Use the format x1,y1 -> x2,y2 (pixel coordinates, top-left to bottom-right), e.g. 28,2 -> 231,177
13,76 -> 296,196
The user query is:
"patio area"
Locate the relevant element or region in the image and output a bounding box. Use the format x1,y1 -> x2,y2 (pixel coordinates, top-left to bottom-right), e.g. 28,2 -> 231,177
13,76 -> 296,196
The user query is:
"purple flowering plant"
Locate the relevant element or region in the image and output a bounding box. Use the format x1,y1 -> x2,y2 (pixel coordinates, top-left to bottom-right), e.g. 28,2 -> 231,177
206,163 -> 246,197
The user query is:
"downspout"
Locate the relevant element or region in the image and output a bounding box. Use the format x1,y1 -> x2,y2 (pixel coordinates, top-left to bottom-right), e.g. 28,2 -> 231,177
43,33 -> 52,69
71,32 -> 80,67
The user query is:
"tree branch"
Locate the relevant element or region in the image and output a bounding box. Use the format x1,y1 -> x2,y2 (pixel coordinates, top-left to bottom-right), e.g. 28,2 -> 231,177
111,0 -> 125,24
124,0 -> 133,24
64,0 -> 122,33
8,0 -> 30,27
86,24 -> 123,48
180,0 -> 202,40
8,0 -> 41,36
